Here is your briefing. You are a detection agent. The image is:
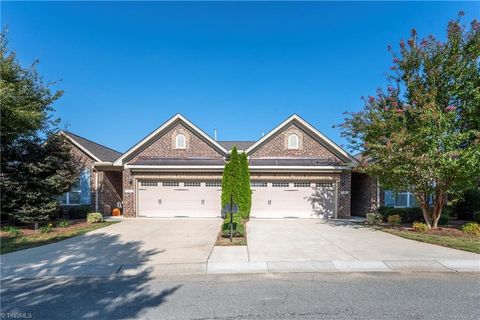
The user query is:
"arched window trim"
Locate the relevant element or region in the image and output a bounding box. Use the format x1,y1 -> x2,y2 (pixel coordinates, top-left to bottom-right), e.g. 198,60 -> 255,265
175,134 -> 186,149
288,134 -> 299,149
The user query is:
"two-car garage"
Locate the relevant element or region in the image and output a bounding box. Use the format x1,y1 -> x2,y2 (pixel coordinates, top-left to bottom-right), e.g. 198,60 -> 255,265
137,179 -> 337,219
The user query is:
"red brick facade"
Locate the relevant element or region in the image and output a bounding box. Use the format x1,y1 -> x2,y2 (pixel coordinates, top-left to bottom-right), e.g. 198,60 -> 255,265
249,123 -> 341,162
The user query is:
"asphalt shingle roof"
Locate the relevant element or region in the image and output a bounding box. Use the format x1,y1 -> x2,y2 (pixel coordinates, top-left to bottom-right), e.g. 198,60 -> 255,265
218,141 -> 256,151
63,131 -> 122,162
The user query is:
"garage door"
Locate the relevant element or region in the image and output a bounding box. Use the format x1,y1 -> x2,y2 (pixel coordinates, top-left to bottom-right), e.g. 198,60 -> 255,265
251,182 -> 336,219
138,181 -> 222,218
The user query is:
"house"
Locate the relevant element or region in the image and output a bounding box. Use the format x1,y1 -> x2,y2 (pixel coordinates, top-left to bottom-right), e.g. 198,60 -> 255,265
60,113 -> 388,219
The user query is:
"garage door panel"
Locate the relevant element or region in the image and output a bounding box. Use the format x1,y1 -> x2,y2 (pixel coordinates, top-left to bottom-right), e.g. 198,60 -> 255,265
138,181 -> 221,218
251,182 -> 336,219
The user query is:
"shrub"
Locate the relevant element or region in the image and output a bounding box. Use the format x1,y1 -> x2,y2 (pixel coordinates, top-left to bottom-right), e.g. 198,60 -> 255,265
1,226 -> 20,236
454,188 -> 480,220
57,219 -> 71,228
387,214 -> 401,226
40,223 -> 53,233
64,205 -> 92,219
377,206 -> 423,223
221,213 -> 245,237
461,222 -> 480,237
366,212 -> 383,225
412,222 -> 428,232
473,211 -> 480,223
438,213 -> 451,225
86,212 -> 103,224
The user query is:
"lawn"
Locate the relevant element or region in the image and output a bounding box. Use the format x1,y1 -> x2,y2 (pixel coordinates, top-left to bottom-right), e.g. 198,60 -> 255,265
380,227 -> 480,254
0,220 -> 119,254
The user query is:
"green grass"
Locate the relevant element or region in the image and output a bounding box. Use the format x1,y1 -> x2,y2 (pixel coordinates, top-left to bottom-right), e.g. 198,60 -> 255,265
381,228 -> 480,254
0,221 -> 119,254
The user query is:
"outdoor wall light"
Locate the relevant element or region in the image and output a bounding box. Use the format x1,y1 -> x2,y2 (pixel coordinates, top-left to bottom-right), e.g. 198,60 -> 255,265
129,178 -> 133,185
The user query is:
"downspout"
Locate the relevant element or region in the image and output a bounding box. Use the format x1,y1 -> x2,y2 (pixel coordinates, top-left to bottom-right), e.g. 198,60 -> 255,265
94,168 -> 99,212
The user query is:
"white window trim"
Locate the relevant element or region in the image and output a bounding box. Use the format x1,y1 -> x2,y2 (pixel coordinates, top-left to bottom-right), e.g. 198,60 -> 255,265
288,134 -> 299,149
175,134 -> 186,149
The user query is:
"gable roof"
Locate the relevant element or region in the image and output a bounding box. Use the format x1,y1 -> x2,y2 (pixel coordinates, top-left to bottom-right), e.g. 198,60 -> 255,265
218,141 -> 255,151
113,114 -> 228,165
245,114 -> 358,164
61,131 -> 122,162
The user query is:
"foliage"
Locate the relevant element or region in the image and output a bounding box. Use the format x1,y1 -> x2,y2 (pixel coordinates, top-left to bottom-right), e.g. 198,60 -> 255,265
473,211 -> 480,223
221,147 -> 240,210
412,222 -> 428,233
377,206 -> 423,223
387,214 -> 402,225
453,188 -> 480,220
86,212 -> 103,224
57,219 -> 71,228
438,213 -> 451,225
461,222 -> 480,236
366,212 -> 383,225
238,152 -> 252,218
40,223 -> 53,233
65,205 -> 92,219
1,226 -> 20,236
339,14 -> 480,228
0,31 -> 79,224
221,213 -> 245,237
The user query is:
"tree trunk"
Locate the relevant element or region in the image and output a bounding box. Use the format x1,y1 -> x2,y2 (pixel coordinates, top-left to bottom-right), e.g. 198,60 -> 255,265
416,192 -> 432,229
431,189 -> 444,229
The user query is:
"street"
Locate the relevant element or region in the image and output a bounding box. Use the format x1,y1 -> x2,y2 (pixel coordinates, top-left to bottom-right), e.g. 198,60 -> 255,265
1,273 -> 479,319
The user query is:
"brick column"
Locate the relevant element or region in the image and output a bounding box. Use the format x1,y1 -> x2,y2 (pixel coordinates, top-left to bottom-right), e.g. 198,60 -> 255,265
338,171 -> 352,218
122,169 -> 136,217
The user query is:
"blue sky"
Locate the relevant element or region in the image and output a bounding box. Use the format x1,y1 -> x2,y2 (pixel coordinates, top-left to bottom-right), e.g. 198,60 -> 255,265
2,1 -> 478,152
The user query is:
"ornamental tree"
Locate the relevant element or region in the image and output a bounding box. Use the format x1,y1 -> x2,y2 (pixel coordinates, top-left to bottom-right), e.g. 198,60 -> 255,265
340,13 -> 480,228
221,146 -> 241,210
0,31 -> 79,224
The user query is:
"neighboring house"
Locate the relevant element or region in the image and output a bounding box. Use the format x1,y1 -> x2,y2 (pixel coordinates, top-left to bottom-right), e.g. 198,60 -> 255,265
61,114 -> 385,219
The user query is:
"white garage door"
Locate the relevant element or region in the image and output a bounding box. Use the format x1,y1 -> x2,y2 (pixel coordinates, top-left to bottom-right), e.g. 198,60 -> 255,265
138,181 -> 222,218
251,182 -> 336,219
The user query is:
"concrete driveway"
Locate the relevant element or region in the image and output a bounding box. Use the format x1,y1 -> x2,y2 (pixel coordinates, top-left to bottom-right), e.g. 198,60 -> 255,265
1,218 -> 222,277
247,219 -> 480,262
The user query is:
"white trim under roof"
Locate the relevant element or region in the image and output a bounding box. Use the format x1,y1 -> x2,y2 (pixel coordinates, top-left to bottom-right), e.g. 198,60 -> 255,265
245,114 -> 358,164
113,114 -> 229,165
126,164 -> 349,173
60,131 -> 101,162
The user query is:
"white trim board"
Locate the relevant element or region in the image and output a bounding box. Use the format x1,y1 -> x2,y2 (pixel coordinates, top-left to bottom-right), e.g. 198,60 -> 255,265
60,131 -> 101,162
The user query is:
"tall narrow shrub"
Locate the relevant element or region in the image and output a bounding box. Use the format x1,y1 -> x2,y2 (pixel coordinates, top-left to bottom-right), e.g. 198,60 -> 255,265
238,152 -> 252,218
221,146 -> 240,209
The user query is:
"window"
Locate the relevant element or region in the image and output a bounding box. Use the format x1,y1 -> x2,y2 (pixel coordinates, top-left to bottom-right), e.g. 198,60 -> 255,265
59,169 -> 91,205
384,190 -> 419,208
141,181 -> 158,187
251,182 -> 268,187
316,182 -> 334,188
175,134 -> 186,149
294,182 -> 311,188
272,182 -> 289,188
206,181 -> 221,187
163,181 -> 179,187
184,181 -> 201,187
288,134 -> 299,149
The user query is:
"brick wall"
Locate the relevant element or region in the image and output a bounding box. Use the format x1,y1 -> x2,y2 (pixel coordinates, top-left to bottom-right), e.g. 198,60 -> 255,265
337,171 -> 352,218
249,123 -> 341,161
351,172 -> 378,217
129,122 -> 224,161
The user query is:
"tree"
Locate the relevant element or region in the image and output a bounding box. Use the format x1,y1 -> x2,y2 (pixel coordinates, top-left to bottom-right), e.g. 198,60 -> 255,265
0,31 -> 79,224
221,146 -> 241,209
339,13 -> 480,228
238,152 -> 252,218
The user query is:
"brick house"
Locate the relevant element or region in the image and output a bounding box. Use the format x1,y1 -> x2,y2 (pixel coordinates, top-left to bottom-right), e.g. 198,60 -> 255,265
60,114 -> 387,219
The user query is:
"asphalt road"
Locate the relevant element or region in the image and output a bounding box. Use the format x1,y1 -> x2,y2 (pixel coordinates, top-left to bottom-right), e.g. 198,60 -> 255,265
1,273 -> 479,320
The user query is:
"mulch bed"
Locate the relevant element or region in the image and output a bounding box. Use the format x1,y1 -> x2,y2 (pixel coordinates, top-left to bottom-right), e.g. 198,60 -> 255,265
0,219 -> 95,237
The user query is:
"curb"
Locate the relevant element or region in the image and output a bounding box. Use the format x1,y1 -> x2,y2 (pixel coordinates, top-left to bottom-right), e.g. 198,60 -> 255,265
1,259 -> 479,279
